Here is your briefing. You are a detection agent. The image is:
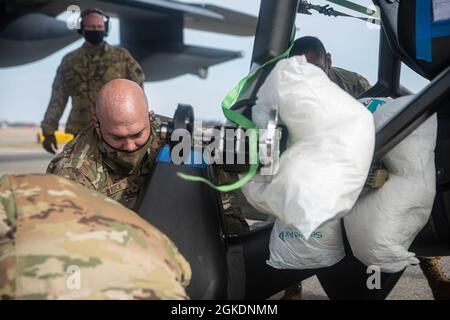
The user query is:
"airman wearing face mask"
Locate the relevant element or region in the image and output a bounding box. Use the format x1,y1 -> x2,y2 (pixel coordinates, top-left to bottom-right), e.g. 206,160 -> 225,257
47,79 -> 164,211
41,8 -> 145,155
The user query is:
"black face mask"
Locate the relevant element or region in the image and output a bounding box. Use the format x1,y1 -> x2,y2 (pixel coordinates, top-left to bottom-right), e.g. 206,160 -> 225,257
83,30 -> 105,45
96,122 -> 152,175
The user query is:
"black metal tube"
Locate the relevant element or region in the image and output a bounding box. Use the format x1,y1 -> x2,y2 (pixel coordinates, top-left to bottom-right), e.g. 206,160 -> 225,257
250,0 -> 299,68
360,27 -> 402,98
374,65 -> 450,159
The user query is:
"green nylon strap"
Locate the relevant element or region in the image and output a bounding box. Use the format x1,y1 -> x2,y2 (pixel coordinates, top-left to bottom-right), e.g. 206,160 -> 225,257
177,129 -> 259,193
177,29 -> 296,192
326,0 -> 377,16
309,4 -> 380,24
221,43 -> 294,110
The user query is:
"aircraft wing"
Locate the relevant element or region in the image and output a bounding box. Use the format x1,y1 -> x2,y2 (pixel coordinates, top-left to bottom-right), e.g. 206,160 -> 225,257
136,45 -> 242,81
184,4 -> 258,36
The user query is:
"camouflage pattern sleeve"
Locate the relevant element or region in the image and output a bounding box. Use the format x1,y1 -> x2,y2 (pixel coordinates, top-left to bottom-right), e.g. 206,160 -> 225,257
0,175 -> 14,230
41,57 -> 70,136
150,116 -> 163,146
356,73 -> 371,97
329,67 -> 372,98
0,174 -> 191,300
0,175 -> 15,299
46,152 -> 98,192
144,115 -> 165,169
48,167 -> 97,191
124,49 -> 145,88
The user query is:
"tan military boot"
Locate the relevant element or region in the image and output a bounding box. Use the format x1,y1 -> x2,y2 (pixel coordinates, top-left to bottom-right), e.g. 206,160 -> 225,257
419,256 -> 450,300
281,282 -> 303,300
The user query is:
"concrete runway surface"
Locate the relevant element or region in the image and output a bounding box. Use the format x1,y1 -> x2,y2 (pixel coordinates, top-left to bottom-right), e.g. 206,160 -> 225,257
1,127 -> 449,300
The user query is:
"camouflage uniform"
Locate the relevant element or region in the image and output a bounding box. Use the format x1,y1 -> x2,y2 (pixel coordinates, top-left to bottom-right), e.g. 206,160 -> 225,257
47,117 -> 164,211
41,42 -> 145,136
0,174 -> 191,300
328,67 -> 371,98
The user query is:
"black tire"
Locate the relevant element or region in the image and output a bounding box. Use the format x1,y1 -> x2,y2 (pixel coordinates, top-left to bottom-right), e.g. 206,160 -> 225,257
317,220 -> 404,300
317,254 -> 404,300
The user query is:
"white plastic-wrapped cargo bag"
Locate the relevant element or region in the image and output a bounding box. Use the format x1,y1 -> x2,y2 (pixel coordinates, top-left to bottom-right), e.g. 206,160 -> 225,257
267,218 -> 345,269
265,97 -> 380,270
242,55 -> 375,239
344,96 -> 437,273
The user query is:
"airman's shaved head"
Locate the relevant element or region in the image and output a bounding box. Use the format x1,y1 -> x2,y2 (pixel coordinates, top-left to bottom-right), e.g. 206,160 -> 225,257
96,79 -> 151,152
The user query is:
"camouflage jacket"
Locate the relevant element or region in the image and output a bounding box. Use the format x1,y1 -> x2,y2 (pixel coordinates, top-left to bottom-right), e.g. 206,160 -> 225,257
0,174 -> 191,300
47,117 -> 164,211
328,67 -> 371,98
41,42 -> 145,136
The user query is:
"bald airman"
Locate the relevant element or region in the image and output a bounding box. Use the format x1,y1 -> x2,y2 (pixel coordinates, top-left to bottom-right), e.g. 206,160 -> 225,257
47,79 -> 164,211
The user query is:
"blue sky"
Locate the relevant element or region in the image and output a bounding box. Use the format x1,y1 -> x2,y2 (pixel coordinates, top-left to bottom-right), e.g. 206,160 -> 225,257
0,0 -> 429,124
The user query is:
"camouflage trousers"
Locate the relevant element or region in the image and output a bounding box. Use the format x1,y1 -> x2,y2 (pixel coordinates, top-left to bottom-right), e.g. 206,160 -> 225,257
419,256 -> 450,300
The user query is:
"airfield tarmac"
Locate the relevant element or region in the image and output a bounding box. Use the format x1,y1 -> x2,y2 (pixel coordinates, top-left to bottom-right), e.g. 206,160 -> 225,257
1,127 -> 449,300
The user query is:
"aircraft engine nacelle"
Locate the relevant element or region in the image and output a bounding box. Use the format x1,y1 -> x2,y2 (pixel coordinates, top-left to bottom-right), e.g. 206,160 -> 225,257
0,12 -> 81,67
119,18 -> 243,81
